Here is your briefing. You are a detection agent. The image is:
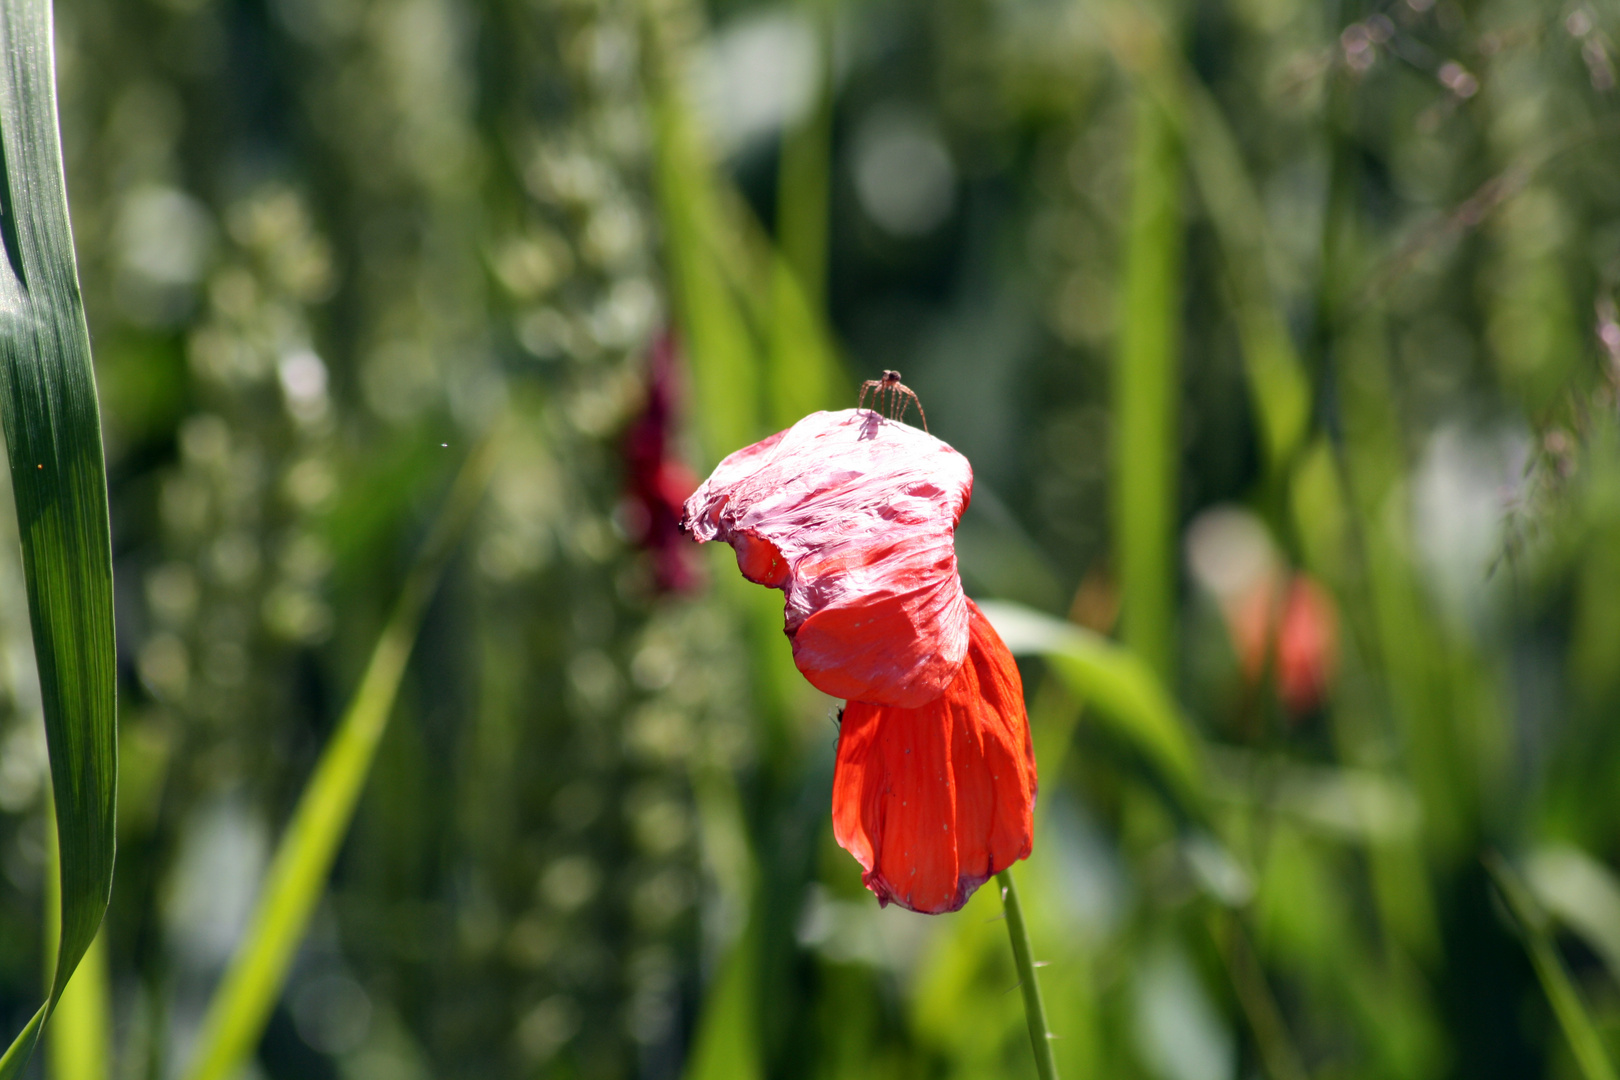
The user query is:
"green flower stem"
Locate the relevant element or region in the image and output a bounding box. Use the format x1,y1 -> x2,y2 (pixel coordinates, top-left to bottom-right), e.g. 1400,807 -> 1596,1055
998,869 -> 1059,1080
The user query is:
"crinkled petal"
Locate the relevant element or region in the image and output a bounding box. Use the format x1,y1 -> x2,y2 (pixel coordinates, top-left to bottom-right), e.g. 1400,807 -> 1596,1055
830,600 -> 1036,914
683,409 -> 973,708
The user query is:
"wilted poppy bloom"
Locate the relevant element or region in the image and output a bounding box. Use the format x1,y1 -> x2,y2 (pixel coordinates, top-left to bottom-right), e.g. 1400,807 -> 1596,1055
683,408 -> 1036,913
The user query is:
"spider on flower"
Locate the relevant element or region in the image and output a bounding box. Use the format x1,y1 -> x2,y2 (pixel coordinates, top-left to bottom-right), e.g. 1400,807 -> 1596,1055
857,369 -> 928,431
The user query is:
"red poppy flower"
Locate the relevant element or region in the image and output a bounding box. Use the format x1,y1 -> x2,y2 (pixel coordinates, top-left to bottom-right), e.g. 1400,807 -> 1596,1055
832,599 -> 1035,912
683,408 -> 1035,913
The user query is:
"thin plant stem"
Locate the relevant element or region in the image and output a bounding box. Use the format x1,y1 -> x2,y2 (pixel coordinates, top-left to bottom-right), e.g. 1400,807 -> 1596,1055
998,869 -> 1059,1080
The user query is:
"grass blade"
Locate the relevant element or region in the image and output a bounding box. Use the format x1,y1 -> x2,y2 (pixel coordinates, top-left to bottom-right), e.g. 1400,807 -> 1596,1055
1177,79 -> 1311,476
1208,910 -> 1310,1080
180,433 -> 500,1080
1113,83 -> 1183,681
1486,852 -> 1620,1080
643,8 -> 858,1079
683,767 -> 758,1080
41,798 -> 111,1080
0,0 -> 118,1073
47,932 -> 109,1080
765,253 -> 840,427
644,0 -> 762,460
681,892 -> 762,1080
769,0 -> 839,426
1525,845 -> 1620,987
646,0 -> 846,453
774,0 -> 830,322
1101,5 -> 1308,480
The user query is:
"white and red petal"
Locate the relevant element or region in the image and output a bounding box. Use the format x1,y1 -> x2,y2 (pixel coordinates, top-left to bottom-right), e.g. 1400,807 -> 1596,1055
683,409 -> 974,708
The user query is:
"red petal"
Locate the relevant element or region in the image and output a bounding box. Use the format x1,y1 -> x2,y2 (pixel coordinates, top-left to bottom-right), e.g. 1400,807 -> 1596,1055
683,410 -> 974,708
831,599 -> 1036,914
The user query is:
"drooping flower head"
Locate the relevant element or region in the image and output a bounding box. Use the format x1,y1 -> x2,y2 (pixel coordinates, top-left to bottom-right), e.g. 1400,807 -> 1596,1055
683,405 -> 1035,913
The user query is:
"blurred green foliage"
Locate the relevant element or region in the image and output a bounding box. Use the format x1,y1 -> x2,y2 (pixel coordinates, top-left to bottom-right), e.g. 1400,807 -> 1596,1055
1,0 -> 1620,1078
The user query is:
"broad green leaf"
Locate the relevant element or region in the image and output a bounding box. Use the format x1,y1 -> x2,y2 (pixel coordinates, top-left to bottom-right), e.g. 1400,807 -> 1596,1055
0,0 -> 118,1074
181,434 -> 500,1080
978,601 -> 1201,804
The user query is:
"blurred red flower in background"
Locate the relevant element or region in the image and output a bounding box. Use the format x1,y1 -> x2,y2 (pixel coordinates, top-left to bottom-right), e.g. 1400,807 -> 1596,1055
683,408 -> 1035,913
623,333 -> 700,592
1232,573 -> 1339,717
1186,506 -> 1340,719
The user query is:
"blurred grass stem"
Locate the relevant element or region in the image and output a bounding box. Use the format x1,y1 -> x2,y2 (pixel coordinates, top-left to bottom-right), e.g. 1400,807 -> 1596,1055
774,0 -> 831,321
1113,83 -> 1183,681
998,869 -> 1059,1080
180,431 -> 502,1080
645,0 -> 762,458
1210,910 -> 1310,1080
767,0 -> 841,427
1486,853 -> 1619,1080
